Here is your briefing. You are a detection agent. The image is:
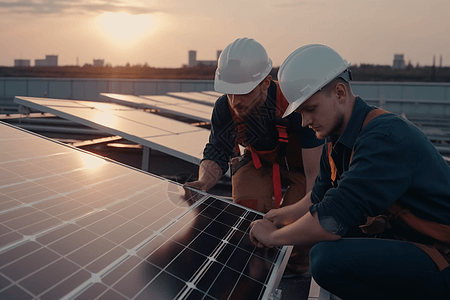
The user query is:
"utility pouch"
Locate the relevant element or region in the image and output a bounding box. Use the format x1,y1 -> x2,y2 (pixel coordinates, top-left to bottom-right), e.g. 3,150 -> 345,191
360,209 -> 450,278
359,215 -> 391,235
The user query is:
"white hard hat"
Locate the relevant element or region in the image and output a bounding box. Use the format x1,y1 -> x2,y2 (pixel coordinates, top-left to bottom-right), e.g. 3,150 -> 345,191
278,44 -> 351,117
214,38 -> 273,95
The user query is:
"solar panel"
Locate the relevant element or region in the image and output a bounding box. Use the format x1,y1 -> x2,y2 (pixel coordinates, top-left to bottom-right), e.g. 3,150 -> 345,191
200,91 -> 223,98
100,93 -> 213,123
308,278 -> 321,299
13,97 -> 209,166
99,94 -> 161,107
166,92 -> 217,106
0,121 -> 291,300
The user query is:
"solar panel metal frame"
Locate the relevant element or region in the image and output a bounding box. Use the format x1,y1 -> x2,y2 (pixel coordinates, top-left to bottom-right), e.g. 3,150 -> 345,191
0,121 -> 291,300
13,97 -> 209,167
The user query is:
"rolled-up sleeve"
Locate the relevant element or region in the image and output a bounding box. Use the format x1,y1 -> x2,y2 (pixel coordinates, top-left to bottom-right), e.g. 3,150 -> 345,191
310,129 -> 413,236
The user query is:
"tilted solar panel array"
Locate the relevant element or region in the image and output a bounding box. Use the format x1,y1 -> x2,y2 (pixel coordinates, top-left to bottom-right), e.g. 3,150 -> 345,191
0,122 -> 290,300
13,97 -> 210,166
100,93 -> 213,123
166,92 -> 218,106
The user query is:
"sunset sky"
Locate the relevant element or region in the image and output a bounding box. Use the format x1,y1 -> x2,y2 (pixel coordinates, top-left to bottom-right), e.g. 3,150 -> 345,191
0,0 -> 449,68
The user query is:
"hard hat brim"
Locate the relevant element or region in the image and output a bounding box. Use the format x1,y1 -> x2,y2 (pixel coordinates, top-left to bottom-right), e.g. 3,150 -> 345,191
214,79 -> 260,95
214,59 -> 272,95
281,65 -> 351,118
282,97 -> 307,118
278,44 -> 351,118
214,38 -> 273,95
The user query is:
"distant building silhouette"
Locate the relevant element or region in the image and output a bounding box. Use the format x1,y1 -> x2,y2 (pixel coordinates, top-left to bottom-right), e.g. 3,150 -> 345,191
393,54 -> 405,69
14,59 -> 30,67
188,50 -> 221,67
35,55 -> 58,67
93,59 -> 105,67
35,59 -> 46,67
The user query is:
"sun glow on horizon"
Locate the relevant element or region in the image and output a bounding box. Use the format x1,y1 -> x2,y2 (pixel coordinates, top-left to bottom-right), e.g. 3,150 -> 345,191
97,12 -> 154,44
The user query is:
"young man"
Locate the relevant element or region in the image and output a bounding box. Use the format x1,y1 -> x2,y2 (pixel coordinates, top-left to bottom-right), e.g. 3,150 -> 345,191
249,44 -> 450,299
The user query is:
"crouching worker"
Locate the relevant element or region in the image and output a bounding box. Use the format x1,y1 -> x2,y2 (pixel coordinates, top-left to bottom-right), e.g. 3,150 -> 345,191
249,44 -> 450,300
184,38 -> 323,275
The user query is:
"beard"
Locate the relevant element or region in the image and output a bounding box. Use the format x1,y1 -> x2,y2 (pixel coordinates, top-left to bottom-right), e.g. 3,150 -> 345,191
229,87 -> 266,119
315,111 -> 345,139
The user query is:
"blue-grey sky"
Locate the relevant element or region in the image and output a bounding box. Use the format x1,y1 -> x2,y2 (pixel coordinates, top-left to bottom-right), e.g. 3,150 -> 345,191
1,0 -> 448,68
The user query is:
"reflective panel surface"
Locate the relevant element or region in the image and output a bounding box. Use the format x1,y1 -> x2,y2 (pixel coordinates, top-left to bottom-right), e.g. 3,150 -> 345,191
167,92 -> 217,106
14,97 -> 209,165
100,93 -> 213,123
0,122 -> 290,300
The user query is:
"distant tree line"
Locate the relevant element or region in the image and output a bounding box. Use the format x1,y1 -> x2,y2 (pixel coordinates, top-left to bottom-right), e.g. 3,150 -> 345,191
1,63 -> 449,82
270,65 -> 450,82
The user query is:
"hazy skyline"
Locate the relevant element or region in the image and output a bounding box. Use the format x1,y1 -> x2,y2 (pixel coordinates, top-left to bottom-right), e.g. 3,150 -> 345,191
1,0 -> 449,68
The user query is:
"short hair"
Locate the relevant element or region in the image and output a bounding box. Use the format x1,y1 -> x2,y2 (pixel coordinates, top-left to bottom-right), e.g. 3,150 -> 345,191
320,78 -> 351,95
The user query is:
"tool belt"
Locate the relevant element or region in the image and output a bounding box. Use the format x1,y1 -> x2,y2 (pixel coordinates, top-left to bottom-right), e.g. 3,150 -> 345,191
231,147 -> 285,209
229,81 -> 304,210
359,203 -> 450,271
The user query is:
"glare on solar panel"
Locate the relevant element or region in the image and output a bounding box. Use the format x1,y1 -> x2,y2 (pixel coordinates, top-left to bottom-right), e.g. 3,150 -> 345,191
0,122 -> 291,300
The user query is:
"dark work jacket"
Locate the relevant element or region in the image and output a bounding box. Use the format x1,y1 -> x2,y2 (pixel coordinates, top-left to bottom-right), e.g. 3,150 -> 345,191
310,97 -> 450,236
202,80 -> 323,174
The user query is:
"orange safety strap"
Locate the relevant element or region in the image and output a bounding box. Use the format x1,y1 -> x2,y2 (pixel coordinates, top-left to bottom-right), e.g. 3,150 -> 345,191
251,150 -> 262,169
362,109 -> 389,128
328,108 -> 388,183
411,243 -> 449,272
330,108 -> 450,270
388,202 -> 450,244
276,125 -> 289,143
250,149 -> 282,209
234,81 -> 291,210
327,142 -> 337,182
274,81 -> 289,118
273,163 -> 282,208
272,81 -> 290,209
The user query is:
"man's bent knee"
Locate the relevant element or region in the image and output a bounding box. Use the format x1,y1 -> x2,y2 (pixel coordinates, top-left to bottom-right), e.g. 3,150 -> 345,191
310,241 -> 341,286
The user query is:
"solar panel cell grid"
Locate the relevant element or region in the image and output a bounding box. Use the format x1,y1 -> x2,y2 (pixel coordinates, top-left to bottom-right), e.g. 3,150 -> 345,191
0,122 -> 290,300
14,96 -> 210,165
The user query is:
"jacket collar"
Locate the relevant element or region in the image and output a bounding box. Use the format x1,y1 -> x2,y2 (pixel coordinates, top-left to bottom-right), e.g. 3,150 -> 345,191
328,97 -> 373,149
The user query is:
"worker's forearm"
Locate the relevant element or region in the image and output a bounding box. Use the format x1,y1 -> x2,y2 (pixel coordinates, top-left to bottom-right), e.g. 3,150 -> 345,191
305,175 -> 316,194
296,192 -> 313,218
302,146 -> 322,193
198,159 -> 223,191
264,192 -> 313,227
272,211 -> 340,247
